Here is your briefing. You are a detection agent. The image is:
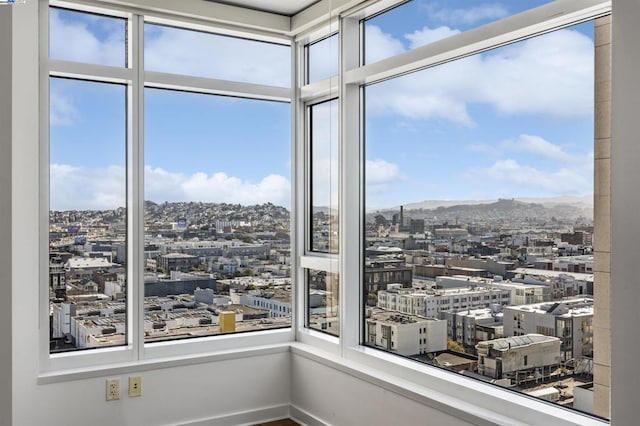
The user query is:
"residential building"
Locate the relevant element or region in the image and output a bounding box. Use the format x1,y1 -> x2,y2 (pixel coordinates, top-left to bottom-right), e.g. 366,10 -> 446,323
476,334 -> 562,384
441,307 -> 504,353
503,298 -> 594,362
377,286 -> 511,318
366,310 -> 447,356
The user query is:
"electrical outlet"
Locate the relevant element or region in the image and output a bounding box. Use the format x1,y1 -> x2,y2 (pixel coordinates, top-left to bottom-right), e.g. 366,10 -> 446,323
128,376 -> 142,397
106,379 -> 120,401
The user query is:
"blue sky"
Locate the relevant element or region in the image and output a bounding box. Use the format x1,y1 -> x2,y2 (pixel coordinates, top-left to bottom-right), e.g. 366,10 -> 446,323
49,8 -> 290,211
363,1 -> 595,209
49,2 -> 595,212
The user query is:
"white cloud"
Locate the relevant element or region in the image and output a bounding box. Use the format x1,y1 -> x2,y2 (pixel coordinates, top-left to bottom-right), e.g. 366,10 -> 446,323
50,164 -> 291,210
144,25 -> 290,87
478,30 -> 594,117
424,3 -> 509,25
501,134 -> 575,163
145,167 -> 291,207
366,159 -> 400,184
50,164 -> 126,211
49,9 -> 124,66
366,27 -> 594,123
405,26 -> 460,50
467,159 -> 592,195
365,159 -> 402,208
367,57 -> 477,125
364,25 -> 406,64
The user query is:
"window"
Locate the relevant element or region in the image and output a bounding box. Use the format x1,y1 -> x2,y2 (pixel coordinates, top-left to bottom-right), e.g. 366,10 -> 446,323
48,6 -> 129,354
45,3 -> 291,361
307,269 -> 340,336
307,34 -> 339,84
143,89 -> 291,343
300,30 -> 341,340
360,4 -> 607,417
49,77 -> 127,352
50,7 -> 127,67
145,23 -> 290,87
309,99 -> 339,253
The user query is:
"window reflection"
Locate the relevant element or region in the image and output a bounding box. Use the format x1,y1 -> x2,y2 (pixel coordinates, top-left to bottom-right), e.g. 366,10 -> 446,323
307,269 -> 340,336
310,99 -> 339,253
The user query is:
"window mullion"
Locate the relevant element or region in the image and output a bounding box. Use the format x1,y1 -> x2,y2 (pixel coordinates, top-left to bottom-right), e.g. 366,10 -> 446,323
131,13 -> 145,360
339,15 -> 361,354
39,0 -> 53,373
294,37 -> 307,338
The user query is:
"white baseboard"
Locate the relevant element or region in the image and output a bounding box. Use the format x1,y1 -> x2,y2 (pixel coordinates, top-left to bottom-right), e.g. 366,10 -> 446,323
289,404 -> 329,426
178,404 -> 290,426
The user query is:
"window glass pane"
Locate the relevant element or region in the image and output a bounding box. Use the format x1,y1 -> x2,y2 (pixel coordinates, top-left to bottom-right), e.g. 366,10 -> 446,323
307,34 -> 339,84
310,99 -> 339,253
49,78 -> 127,352
144,24 -> 291,87
50,7 -> 127,67
307,269 -> 340,336
364,0 -> 552,64
144,89 -> 291,343
364,22 -> 599,413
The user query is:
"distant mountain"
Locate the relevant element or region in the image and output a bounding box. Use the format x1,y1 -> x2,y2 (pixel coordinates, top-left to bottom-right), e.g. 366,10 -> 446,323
398,195 -> 592,212
366,196 -> 593,225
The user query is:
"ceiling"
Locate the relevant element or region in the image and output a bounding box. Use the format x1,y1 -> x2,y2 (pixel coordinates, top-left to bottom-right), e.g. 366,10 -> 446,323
208,0 -> 321,16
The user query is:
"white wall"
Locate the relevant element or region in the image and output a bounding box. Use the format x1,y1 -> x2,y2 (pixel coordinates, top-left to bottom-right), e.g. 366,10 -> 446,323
290,354 -> 475,426
21,354 -> 291,426
611,0 -> 640,423
0,5 -> 13,426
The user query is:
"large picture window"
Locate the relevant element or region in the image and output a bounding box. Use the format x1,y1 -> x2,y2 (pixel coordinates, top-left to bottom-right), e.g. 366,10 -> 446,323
363,20 -> 601,415
46,4 -> 292,357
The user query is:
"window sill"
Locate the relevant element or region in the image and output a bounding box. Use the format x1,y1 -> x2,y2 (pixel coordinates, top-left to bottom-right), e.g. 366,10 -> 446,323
39,326 -> 292,384
291,342 -> 608,426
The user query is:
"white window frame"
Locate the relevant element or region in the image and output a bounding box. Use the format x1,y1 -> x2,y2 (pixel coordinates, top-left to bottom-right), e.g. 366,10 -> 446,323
40,0 -> 295,375
296,22 -> 342,353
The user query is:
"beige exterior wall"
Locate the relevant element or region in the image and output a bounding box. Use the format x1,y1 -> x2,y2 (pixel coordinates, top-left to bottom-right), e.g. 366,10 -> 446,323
593,14 -> 611,419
